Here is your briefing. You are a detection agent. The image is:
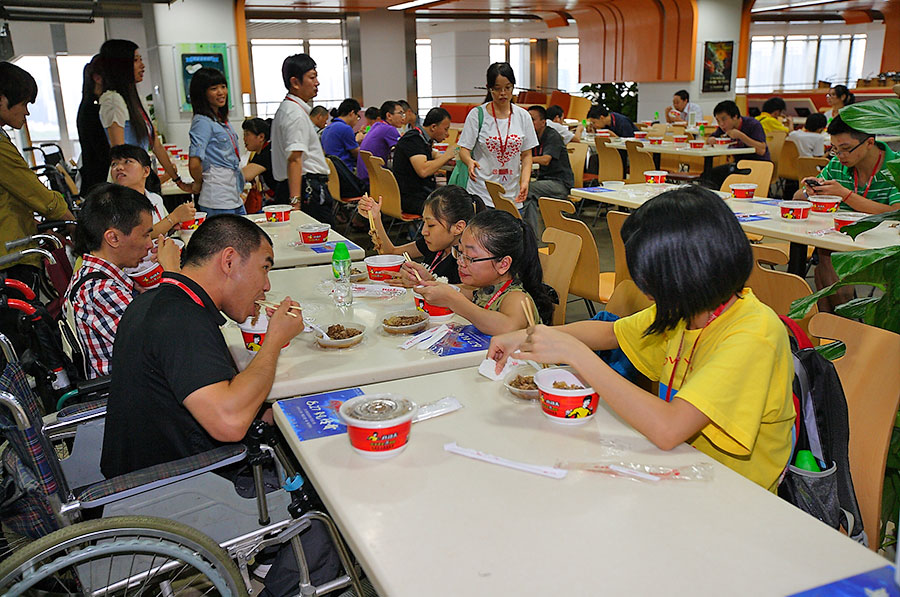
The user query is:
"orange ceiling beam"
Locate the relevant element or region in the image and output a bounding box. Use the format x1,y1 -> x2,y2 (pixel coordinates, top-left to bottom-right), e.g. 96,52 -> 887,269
737,0 -> 754,79
883,0 -> 900,72
234,0 -> 253,93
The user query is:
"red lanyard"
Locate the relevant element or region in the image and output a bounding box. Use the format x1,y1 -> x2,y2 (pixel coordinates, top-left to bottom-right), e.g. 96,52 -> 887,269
483,279 -> 513,310
151,204 -> 162,221
852,151 -> 883,199
285,94 -> 307,110
222,121 -> 240,162
490,103 -> 511,160
663,300 -> 731,402
429,250 -> 450,273
159,277 -> 204,308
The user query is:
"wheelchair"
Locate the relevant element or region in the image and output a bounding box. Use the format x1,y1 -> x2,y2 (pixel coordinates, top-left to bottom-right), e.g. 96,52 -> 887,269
0,330 -> 365,596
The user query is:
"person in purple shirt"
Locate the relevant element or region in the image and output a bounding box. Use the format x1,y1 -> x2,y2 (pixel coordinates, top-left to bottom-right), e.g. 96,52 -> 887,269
701,100 -> 770,190
356,100 -> 405,181
320,98 -> 362,172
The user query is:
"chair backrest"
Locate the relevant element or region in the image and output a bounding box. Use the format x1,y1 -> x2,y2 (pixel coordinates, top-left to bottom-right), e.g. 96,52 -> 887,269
798,156 -> 829,180
746,244 -> 817,335
539,228 -> 582,325
595,138 -> 624,181
325,157 -> 341,202
766,130 -> 787,169
445,128 -> 460,146
485,180 -> 522,220
625,141 -> 656,184
538,197 -> 603,302
808,313 -> 900,550
567,96 -> 591,121
372,164 -> 404,219
549,90 -> 571,116
605,280 -> 654,318
720,159 -> 775,195
647,123 -> 667,137
566,142 -> 588,188
359,150 -> 382,198
606,211 -> 630,284
777,138 -> 801,182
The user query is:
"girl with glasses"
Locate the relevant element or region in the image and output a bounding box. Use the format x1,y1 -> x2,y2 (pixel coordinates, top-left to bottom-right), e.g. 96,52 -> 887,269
414,210 -> 553,335
358,186 -> 486,286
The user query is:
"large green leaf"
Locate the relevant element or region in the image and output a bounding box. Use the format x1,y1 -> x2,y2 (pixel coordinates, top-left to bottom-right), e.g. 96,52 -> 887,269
815,341 -> 846,361
832,245 -> 900,278
840,98 -> 900,136
886,156 -> 900,192
834,296 -> 881,320
842,210 -> 900,239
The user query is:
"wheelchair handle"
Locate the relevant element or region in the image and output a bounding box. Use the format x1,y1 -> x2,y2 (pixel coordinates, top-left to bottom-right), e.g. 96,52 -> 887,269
5,233 -> 63,252
36,220 -> 77,233
0,390 -> 30,430
1,278 -> 37,301
0,248 -> 57,268
1,298 -> 37,316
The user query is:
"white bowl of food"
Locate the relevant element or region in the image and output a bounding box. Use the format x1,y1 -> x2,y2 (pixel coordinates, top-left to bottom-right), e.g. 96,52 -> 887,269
316,322 -> 366,349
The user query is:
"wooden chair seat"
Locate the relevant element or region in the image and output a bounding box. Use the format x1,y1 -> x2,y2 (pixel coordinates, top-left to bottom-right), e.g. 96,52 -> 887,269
486,180 -> 522,220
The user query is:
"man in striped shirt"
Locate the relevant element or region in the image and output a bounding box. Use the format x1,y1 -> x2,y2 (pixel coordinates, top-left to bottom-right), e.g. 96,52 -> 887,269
66,183 -> 180,377
795,115 -> 900,310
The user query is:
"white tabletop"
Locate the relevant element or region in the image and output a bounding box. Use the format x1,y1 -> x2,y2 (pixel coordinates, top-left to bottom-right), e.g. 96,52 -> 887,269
224,265 -> 485,400
241,210 -> 365,269
603,138 -> 758,159
274,368 -> 887,597
570,184 -> 900,252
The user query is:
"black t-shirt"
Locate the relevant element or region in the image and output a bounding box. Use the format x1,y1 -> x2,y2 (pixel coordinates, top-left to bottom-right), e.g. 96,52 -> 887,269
415,237 -> 460,284
392,128 -> 435,215
101,273 -> 237,479
534,126 -> 574,189
76,97 -> 110,195
250,142 -> 278,191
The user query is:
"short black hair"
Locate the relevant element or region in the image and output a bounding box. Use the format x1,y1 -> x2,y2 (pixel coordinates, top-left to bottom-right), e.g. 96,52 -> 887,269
109,144 -> 151,168
364,106 -> 379,121
281,53 -> 316,90
423,107 -> 450,127
242,117 -> 270,138
621,186 -> 752,336
674,89 -> 690,102
713,100 -> 741,118
181,214 -> 273,267
309,105 -> 329,119
336,98 -> 361,117
379,100 -> 401,121
189,67 -> 229,122
0,62 -> 39,107
762,97 -> 786,114
528,105 -> 547,120
546,105 -> 565,121
826,115 -> 872,143
397,99 -> 412,112
75,183 -> 153,255
804,113 -> 827,132
830,84 -> 855,106
587,105 -> 609,119
484,62 -> 516,102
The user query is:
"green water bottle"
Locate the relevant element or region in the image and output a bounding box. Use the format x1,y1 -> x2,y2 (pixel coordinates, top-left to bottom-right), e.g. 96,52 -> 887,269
331,242 -> 353,308
654,111 -> 660,122
794,449 -> 821,472
365,125 -> 371,133
699,124 -> 706,137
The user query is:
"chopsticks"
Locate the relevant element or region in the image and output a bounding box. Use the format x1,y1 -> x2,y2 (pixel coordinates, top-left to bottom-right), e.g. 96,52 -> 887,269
255,299 -> 300,318
403,251 -> 424,282
364,193 -> 376,230
520,296 -> 536,329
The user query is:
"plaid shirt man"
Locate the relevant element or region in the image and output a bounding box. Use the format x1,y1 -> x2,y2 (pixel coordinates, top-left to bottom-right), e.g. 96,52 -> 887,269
65,255 -> 136,378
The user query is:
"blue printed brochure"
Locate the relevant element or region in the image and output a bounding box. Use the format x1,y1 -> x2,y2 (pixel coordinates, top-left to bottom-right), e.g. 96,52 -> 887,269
309,240 -> 363,254
278,387 -> 363,441
788,565 -> 899,596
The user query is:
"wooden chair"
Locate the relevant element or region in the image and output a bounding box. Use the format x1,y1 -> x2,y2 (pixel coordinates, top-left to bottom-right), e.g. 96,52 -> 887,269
746,244 -> 817,336
595,138 -> 624,182
798,156 -> 829,180
766,130 -> 788,174
808,313 -> 900,550
539,197 -> 615,316
325,157 -> 365,231
605,280 -> 653,319
625,141 -> 656,184
359,150 -> 381,198
445,128 -> 460,146
567,96 -> 592,121
567,142 -> 589,189
538,228 -> 582,325
371,164 -> 421,237
485,180 -> 521,220
606,211 -> 630,285
777,138 -> 801,183
720,159 -> 775,196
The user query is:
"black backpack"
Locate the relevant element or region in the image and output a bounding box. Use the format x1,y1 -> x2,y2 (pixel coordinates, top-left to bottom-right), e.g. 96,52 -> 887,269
778,316 -> 867,546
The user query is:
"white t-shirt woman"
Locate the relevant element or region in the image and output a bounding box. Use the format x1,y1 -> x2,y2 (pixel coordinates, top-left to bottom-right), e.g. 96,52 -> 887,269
458,103 -> 538,207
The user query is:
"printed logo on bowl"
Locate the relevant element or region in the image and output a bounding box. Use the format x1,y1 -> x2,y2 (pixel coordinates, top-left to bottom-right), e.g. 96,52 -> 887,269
241,330 -> 266,352
347,421 -> 411,452
539,391 -> 600,419
413,295 -> 453,317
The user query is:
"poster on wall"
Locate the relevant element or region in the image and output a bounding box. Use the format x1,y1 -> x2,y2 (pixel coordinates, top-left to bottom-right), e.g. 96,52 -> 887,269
702,41 -> 734,93
177,43 -> 231,112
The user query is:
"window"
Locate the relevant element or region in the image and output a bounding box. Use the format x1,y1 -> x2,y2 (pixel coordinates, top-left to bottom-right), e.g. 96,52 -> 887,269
12,56 -> 60,141
57,55 -> 93,144
557,39 -> 580,93
250,39 -> 303,118
508,39 -> 531,90
416,39 -> 433,111
489,39 -> 506,65
308,39 -> 348,109
747,33 -> 866,93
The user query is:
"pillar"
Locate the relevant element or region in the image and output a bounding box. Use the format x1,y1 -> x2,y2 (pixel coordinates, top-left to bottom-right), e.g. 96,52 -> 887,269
430,31 -> 490,104
358,9 -> 417,108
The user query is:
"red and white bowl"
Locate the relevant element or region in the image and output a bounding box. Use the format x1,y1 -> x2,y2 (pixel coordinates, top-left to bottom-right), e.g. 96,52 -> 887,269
298,223 -> 330,244
714,137 -> 733,146
633,131 -> 648,140
833,211 -> 867,232
263,205 -> 292,223
126,261 -> 164,289
810,195 -> 841,213
413,289 -> 454,320
648,136 -> 664,145
673,135 -> 688,145
644,170 -> 667,184
729,183 -> 758,199
181,211 -> 207,230
340,394 -> 418,459
689,139 -> 705,149
779,201 -> 812,220
364,255 -> 405,281
534,367 -> 600,426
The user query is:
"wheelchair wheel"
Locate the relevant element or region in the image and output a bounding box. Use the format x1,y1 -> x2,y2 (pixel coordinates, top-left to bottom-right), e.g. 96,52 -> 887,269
0,515 -> 247,596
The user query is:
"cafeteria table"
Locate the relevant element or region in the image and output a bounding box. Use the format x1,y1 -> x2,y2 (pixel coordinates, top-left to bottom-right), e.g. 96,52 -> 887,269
599,138 -> 757,172
570,183 -> 899,275
274,368 -> 889,597
224,265 -> 486,400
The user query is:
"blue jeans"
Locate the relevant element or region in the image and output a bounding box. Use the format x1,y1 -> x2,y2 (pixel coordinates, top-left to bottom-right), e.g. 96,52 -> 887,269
198,205 -> 247,217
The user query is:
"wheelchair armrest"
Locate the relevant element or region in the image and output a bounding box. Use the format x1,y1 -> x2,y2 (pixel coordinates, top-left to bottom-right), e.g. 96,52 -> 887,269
57,398 -> 107,423
56,376 -> 111,411
75,444 -> 247,509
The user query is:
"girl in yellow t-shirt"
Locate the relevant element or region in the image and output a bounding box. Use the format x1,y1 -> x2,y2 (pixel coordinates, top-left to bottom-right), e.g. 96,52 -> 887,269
488,186 -> 796,491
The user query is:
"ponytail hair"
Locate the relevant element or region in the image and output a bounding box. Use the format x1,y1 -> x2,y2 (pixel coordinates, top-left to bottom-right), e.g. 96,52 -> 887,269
467,210 -> 553,324
424,185 -> 486,228
831,84 -> 856,106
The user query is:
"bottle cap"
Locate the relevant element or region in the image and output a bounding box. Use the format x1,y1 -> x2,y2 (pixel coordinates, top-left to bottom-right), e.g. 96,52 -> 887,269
794,449 -> 821,472
333,241 -> 350,261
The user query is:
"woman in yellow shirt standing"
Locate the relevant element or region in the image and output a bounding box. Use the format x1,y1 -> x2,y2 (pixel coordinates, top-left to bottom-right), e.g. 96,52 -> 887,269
489,186 -> 796,491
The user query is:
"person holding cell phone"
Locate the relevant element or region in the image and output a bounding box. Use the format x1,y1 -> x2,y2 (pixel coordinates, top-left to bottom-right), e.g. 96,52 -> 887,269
794,115 -> 899,311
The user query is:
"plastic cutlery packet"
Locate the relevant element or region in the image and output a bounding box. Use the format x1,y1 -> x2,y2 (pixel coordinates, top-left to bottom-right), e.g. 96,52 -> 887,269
556,460 -> 715,483
350,283 -> 407,299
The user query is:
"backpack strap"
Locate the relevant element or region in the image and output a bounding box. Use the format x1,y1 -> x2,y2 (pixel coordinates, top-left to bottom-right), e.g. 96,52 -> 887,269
68,271 -> 110,303
779,315 -> 814,350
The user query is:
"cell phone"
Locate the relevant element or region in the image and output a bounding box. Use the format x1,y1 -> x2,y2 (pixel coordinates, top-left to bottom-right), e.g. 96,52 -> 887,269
806,179 -> 822,187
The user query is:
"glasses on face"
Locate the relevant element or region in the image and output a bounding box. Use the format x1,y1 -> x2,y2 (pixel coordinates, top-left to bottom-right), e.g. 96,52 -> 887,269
828,138 -> 869,158
491,85 -> 514,94
452,246 -> 499,267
